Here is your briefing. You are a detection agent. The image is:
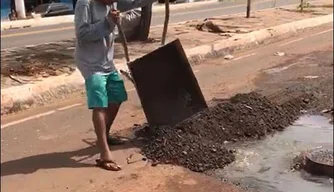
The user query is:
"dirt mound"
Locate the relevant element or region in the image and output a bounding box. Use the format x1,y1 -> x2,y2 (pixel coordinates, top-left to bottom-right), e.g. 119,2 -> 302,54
141,92 -> 313,172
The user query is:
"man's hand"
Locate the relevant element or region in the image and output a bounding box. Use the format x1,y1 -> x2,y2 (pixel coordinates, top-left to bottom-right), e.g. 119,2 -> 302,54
108,9 -> 120,23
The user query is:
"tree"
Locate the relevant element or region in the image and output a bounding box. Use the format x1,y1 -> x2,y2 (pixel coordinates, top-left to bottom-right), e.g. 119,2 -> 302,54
161,0 -> 169,45
246,0 -> 251,18
299,0 -> 304,12
137,4 -> 153,41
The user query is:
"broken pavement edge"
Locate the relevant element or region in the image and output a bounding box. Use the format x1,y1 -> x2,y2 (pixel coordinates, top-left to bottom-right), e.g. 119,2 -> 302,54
1,14 -> 333,116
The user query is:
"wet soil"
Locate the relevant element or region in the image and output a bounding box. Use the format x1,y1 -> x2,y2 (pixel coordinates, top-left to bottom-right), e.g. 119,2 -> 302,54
139,91 -> 314,172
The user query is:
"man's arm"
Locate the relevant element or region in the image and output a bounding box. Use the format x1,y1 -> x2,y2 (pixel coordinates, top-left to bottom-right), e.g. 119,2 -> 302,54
74,2 -> 115,43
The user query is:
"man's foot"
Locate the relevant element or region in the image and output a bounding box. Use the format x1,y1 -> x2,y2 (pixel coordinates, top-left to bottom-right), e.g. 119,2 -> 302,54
107,136 -> 128,145
95,159 -> 122,171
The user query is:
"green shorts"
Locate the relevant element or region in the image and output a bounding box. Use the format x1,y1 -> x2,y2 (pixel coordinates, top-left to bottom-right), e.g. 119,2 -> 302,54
85,71 -> 128,109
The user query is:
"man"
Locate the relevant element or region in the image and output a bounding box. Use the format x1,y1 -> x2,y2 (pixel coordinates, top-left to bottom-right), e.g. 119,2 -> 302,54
74,0 -> 154,171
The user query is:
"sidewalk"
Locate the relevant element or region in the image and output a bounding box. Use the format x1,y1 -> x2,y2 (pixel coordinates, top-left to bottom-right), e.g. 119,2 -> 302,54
0,0 -> 218,31
1,0 -> 333,115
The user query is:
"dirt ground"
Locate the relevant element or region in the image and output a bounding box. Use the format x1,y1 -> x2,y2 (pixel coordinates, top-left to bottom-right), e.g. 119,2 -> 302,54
1,24 -> 332,192
1,0 -> 332,88
254,48 -> 333,121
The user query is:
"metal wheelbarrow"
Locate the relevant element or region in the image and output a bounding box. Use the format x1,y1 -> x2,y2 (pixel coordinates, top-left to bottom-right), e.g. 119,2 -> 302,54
114,2 -> 208,128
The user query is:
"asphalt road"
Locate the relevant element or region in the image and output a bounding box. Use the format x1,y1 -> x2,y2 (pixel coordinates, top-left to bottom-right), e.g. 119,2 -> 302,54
1,0 -> 304,49
1,24 -> 332,192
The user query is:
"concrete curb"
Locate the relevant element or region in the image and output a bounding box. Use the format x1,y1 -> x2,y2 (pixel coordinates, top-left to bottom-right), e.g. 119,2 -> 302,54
0,0 -> 218,31
1,14 -> 333,115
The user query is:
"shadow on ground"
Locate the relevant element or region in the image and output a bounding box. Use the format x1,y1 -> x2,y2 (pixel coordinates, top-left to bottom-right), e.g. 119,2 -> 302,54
0,138 -> 141,177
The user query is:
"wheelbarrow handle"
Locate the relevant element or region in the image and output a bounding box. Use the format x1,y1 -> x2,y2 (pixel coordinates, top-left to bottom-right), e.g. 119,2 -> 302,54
110,4 -> 130,64
110,4 -> 135,84
115,21 -> 131,64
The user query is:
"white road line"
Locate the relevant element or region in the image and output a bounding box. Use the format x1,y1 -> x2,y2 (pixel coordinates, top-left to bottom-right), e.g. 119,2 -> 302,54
278,28 -> 333,47
233,53 -> 257,61
309,28 -> 333,37
278,38 -> 304,47
57,103 -> 83,111
1,110 -> 56,129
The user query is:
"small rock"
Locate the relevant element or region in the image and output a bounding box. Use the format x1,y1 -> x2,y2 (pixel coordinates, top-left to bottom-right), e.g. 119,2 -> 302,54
224,54 -> 234,60
229,149 -> 236,153
274,52 -> 285,56
223,140 -> 229,144
182,151 -> 188,155
236,29 -> 250,33
322,108 -> 333,113
300,109 -> 307,113
219,33 -> 233,37
21,104 -> 31,110
41,72 -> 49,78
244,104 -> 253,110
258,166 -> 271,173
303,98 -> 310,103
304,75 -> 318,79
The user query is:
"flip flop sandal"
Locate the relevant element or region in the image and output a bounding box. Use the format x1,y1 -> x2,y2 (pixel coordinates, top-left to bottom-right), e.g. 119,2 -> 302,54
107,136 -> 129,145
95,159 -> 122,171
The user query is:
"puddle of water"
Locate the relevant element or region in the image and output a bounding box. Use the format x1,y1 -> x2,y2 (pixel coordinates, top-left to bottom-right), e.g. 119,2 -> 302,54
214,115 -> 333,192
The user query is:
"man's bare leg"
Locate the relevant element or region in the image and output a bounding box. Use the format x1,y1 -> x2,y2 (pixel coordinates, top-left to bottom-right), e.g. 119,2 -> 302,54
105,103 -> 126,145
106,103 -> 120,135
92,108 -> 121,171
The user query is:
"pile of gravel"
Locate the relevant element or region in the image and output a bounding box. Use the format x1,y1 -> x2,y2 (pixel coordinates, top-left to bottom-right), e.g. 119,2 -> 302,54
141,92 -> 313,172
